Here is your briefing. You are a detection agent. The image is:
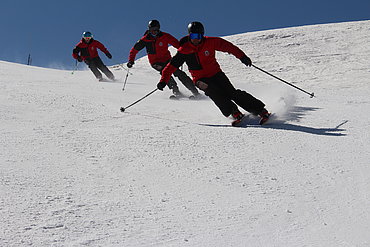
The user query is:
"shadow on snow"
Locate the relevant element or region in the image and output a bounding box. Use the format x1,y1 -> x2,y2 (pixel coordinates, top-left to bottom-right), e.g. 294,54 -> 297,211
200,106 -> 348,136
121,106 -> 347,136
198,122 -> 346,136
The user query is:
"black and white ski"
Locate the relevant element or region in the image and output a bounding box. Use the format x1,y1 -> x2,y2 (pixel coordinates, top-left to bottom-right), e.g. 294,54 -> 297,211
169,95 -> 192,100
232,113 -> 274,127
169,94 -> 204,100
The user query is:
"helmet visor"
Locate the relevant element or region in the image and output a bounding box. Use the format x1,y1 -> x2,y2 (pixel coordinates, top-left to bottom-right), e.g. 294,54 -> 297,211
83,32 -> 93,38
189,33 -> 203,40
149,26 -> 160,32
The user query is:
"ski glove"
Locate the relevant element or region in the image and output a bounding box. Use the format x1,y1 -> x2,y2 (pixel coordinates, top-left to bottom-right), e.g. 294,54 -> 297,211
77,56 -> 83,62
157,81 -> 167,91
106,52 -> 112,59
240,56 -> 252,67
127,61 -> 134,68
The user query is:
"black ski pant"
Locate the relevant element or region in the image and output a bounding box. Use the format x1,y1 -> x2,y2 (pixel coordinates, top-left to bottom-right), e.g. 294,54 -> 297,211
200,71 -> 265,117
85,57 -> 114,80
152,62 -> 199,95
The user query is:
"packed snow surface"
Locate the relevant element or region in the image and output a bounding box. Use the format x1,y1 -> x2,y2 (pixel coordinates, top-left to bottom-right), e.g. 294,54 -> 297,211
1,20 -> 370,246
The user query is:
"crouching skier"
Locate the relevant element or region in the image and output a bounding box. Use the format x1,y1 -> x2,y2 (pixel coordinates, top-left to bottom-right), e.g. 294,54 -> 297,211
157,22 -> 271,126
73,31 -> 115,81
127,20 -> 200,99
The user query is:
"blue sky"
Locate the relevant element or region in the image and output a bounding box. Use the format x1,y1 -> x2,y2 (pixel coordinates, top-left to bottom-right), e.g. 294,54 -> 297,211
1,0 -> 369,69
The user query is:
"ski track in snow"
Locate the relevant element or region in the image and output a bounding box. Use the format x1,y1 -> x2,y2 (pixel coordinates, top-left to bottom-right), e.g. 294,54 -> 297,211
1,20 -> 370,247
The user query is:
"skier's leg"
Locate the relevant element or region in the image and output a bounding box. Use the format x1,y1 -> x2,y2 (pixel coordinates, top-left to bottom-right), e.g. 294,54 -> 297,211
173,69 -> 199,95
205,87 -> 240,117
213,72 -> 266,115
233,90 -> 265,115
167,77 -> 181,96
86,59 -> 102,80
199,76 -> 239,117
101,66 -> 115,80
96,57 -> 115,80
151,62 -> 167,73
151,62 -> 182,96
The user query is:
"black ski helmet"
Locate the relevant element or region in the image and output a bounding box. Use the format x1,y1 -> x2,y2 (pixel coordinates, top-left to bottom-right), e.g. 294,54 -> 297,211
82,31 -> 93,38
148,20 -> 160,30
187,22 -> 204,34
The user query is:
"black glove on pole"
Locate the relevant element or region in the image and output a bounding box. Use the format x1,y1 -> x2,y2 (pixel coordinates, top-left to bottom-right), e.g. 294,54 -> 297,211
240,55 -> 252,66
157,81 -> 167,91
127,61 -> 134,68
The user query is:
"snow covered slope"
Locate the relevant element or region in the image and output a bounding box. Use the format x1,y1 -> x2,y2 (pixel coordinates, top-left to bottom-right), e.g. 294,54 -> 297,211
1,20 -> 370,246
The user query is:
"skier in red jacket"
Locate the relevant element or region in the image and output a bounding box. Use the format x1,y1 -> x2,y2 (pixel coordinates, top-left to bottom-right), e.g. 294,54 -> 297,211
127,20 -> 199,98
73,31 -> 115,81
157,22 -> 271,126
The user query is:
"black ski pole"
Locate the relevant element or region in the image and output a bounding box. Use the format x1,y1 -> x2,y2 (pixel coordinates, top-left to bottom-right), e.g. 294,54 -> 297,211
252,65 -> 315,98
120,88 -> 158,112
71,60 -> 78,75
122,68 -> 129,91
118,64 -> 133,75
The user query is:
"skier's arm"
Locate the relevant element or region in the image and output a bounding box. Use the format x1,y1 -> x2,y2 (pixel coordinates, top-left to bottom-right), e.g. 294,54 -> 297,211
157,52 -> 186,90
166,33 -> 180,49
213,37 -> 249,60
94,40 -> 109,54
94,41 -> 112,59
72,46 -> 81,59
128,39 -> 146,62
160,52 -> 185,83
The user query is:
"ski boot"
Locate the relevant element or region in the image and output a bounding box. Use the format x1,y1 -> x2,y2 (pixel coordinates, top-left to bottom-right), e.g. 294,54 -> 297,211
231,111 -> 245,127
169,85 -> 185,99
259,109 -> 271,125
189,92 -> 203,100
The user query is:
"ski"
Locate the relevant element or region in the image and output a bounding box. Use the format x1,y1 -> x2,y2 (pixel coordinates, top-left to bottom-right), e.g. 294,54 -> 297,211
169,95 -> 181,100
169,94 -> 204,100
98,78 -> 116,82
231,113 -> 274,127
189,95 -> 201,100
169,95 -> 192,100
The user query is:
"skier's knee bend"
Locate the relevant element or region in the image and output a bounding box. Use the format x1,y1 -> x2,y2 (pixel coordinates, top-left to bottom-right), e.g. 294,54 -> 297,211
221,105 -> 238,117
173,69 -> 186,78
167,79 -> 177,89
233,89 -> 248,99
152,63 -> 164,72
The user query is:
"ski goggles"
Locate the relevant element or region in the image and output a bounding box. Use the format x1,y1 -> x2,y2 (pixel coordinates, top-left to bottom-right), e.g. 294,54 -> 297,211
189,33 -> 203,40
83,32 -> 93,38
149,27 -> 160,32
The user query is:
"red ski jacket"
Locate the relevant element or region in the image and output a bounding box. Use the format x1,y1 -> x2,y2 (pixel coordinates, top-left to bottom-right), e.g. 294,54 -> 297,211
160,36 -> 247,83
72,39 -> 110,60
128,31 -> 180,65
